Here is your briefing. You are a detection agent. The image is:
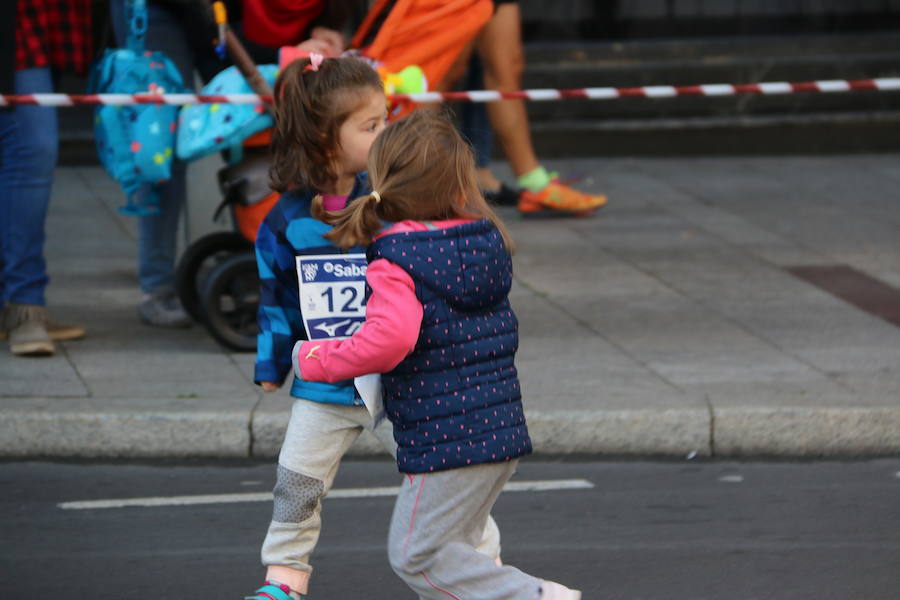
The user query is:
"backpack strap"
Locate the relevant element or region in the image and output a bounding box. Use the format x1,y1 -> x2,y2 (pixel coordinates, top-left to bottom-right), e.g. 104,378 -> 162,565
125,0 -> 147,54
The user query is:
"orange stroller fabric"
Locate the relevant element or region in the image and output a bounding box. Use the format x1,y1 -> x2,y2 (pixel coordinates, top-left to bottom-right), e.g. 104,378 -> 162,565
352,0 -> 493,91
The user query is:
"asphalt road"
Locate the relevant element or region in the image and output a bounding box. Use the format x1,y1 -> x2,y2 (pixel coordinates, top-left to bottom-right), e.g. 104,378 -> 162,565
2,459 -> 898,599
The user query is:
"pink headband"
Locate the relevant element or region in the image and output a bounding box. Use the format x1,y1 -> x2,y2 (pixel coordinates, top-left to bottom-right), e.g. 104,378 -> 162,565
304,52 -> 324,73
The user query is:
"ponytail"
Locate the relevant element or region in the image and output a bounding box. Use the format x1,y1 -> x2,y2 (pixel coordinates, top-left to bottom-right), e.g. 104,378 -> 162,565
312,192 -> 384,249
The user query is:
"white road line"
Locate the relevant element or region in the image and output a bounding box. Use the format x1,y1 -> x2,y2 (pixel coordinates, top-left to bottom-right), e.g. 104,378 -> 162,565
718,475 -> 744,483
58,478 -> 594,510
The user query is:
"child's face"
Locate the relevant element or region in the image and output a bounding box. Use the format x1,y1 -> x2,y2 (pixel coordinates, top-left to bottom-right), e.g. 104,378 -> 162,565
334,89 -> 388,178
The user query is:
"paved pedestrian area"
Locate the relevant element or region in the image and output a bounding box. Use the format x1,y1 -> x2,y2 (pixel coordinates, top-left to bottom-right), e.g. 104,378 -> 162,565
2,155 -> 899,459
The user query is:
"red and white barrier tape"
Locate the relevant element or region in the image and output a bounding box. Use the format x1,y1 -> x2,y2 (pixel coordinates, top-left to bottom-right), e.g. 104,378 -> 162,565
2,78 -> 899,106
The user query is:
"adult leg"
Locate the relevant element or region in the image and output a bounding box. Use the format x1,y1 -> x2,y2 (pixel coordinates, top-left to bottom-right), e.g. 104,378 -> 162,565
388,460 -> 561,600
476,3 -> 538,179
0,68 -> 57,307
458,55 -> 518,205
0,68 -> 57,355
261,401 -> 373,596
129,2 -> 191,297
477,3 -> 607,215
111,1 -> 192,326
459,56 -> 496,184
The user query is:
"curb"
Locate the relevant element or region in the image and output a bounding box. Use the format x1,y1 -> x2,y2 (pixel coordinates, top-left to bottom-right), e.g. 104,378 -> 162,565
0,407 -> 252,459
713,406 -> 900,458
2,402 -> 898,460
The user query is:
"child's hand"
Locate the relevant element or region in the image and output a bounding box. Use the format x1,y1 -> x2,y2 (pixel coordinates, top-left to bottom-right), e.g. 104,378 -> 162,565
260,381 -> 279,392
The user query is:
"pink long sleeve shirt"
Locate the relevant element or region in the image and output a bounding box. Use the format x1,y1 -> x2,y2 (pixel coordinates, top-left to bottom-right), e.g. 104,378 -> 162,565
294,219 -> 473,383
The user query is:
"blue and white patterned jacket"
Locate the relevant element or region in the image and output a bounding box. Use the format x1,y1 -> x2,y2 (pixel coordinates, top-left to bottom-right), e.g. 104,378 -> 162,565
253,175 -> 369,405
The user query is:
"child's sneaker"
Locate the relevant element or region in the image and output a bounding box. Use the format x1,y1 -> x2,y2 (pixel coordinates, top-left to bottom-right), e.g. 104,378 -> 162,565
138,287 -> 191,328
518,180 -> 607,217
540,580 -> 582,600
244,581 -> 302,600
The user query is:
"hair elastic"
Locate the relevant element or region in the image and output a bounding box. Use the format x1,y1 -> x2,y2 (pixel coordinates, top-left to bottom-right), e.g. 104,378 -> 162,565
304,52 -> 324,72
370,191 -> 381,203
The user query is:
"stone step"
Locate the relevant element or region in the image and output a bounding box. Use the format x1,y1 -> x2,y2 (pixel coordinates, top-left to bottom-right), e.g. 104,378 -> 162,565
517,0 -> 900,41
522,32 -> 900,64
522,51 -> 900,89
519,88 -> 899,121
525,110 -> 900,157
517,34 -> 900,120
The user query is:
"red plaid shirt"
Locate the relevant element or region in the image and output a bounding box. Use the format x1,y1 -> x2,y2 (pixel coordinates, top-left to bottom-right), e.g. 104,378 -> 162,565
15,0 -> 93,76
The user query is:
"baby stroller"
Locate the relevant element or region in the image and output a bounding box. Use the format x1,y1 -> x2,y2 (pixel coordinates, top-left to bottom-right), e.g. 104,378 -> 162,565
174,130 -> 278,352
173,29 -> 278,352
175,0 -> 493,351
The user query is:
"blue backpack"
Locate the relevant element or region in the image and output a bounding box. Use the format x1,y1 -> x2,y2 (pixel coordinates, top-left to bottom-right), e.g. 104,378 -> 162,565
176,64 -> 278,164
88,0 -> 187,215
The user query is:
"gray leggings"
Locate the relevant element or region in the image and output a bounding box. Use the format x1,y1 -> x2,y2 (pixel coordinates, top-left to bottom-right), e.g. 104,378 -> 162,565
261,400 -> 501,596
388,459 -> 544,600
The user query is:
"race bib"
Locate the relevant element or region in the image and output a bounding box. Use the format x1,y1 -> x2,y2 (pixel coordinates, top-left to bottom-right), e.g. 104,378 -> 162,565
296,253 -> 384,423
296,253 -> 368,340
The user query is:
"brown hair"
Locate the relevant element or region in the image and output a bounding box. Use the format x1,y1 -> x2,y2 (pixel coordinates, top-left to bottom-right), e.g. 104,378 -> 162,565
312,110 -> 515,253
269,56 -> 384,193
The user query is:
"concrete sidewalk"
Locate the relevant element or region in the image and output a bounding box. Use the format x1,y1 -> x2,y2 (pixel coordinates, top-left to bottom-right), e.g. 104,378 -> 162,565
2,155 -> 900,459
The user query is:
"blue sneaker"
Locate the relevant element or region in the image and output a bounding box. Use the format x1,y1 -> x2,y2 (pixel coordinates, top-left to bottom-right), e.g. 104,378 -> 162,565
244,581 -> 301,600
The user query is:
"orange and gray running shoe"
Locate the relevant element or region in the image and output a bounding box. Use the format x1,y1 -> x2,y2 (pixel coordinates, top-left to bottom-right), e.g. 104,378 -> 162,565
518,180 -> 608,217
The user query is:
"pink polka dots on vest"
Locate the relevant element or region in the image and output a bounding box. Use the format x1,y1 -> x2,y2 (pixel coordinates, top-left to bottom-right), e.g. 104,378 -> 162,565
367,219 -> 531,474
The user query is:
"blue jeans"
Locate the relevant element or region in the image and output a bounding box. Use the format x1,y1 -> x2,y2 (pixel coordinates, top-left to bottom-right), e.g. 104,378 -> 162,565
460,56 -> 493,169
0,68 -> 58,306
111,0 -> 193,293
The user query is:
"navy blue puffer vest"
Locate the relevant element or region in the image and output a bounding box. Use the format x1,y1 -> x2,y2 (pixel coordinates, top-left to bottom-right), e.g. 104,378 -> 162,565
367,219 -> 532,474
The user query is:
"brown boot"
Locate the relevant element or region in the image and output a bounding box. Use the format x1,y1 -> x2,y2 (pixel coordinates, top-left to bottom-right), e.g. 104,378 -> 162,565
0,305 -> 86,342
5,303 -> 55,356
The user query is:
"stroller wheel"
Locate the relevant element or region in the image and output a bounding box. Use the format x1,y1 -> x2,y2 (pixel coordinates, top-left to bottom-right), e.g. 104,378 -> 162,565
175,232 -> 253,323
200,251 -> 260,352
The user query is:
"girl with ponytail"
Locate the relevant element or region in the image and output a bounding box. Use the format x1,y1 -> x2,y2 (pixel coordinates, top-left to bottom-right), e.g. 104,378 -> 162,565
295,111 -> 581,600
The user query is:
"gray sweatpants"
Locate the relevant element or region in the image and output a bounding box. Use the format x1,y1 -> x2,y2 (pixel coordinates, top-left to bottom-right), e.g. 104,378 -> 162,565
261,399 -> 501,595
388,459 -> 544,600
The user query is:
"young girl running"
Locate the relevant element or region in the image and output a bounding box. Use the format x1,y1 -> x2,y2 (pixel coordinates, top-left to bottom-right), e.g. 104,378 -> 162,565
294,111 -> 582,599
249,56 -> 500,600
